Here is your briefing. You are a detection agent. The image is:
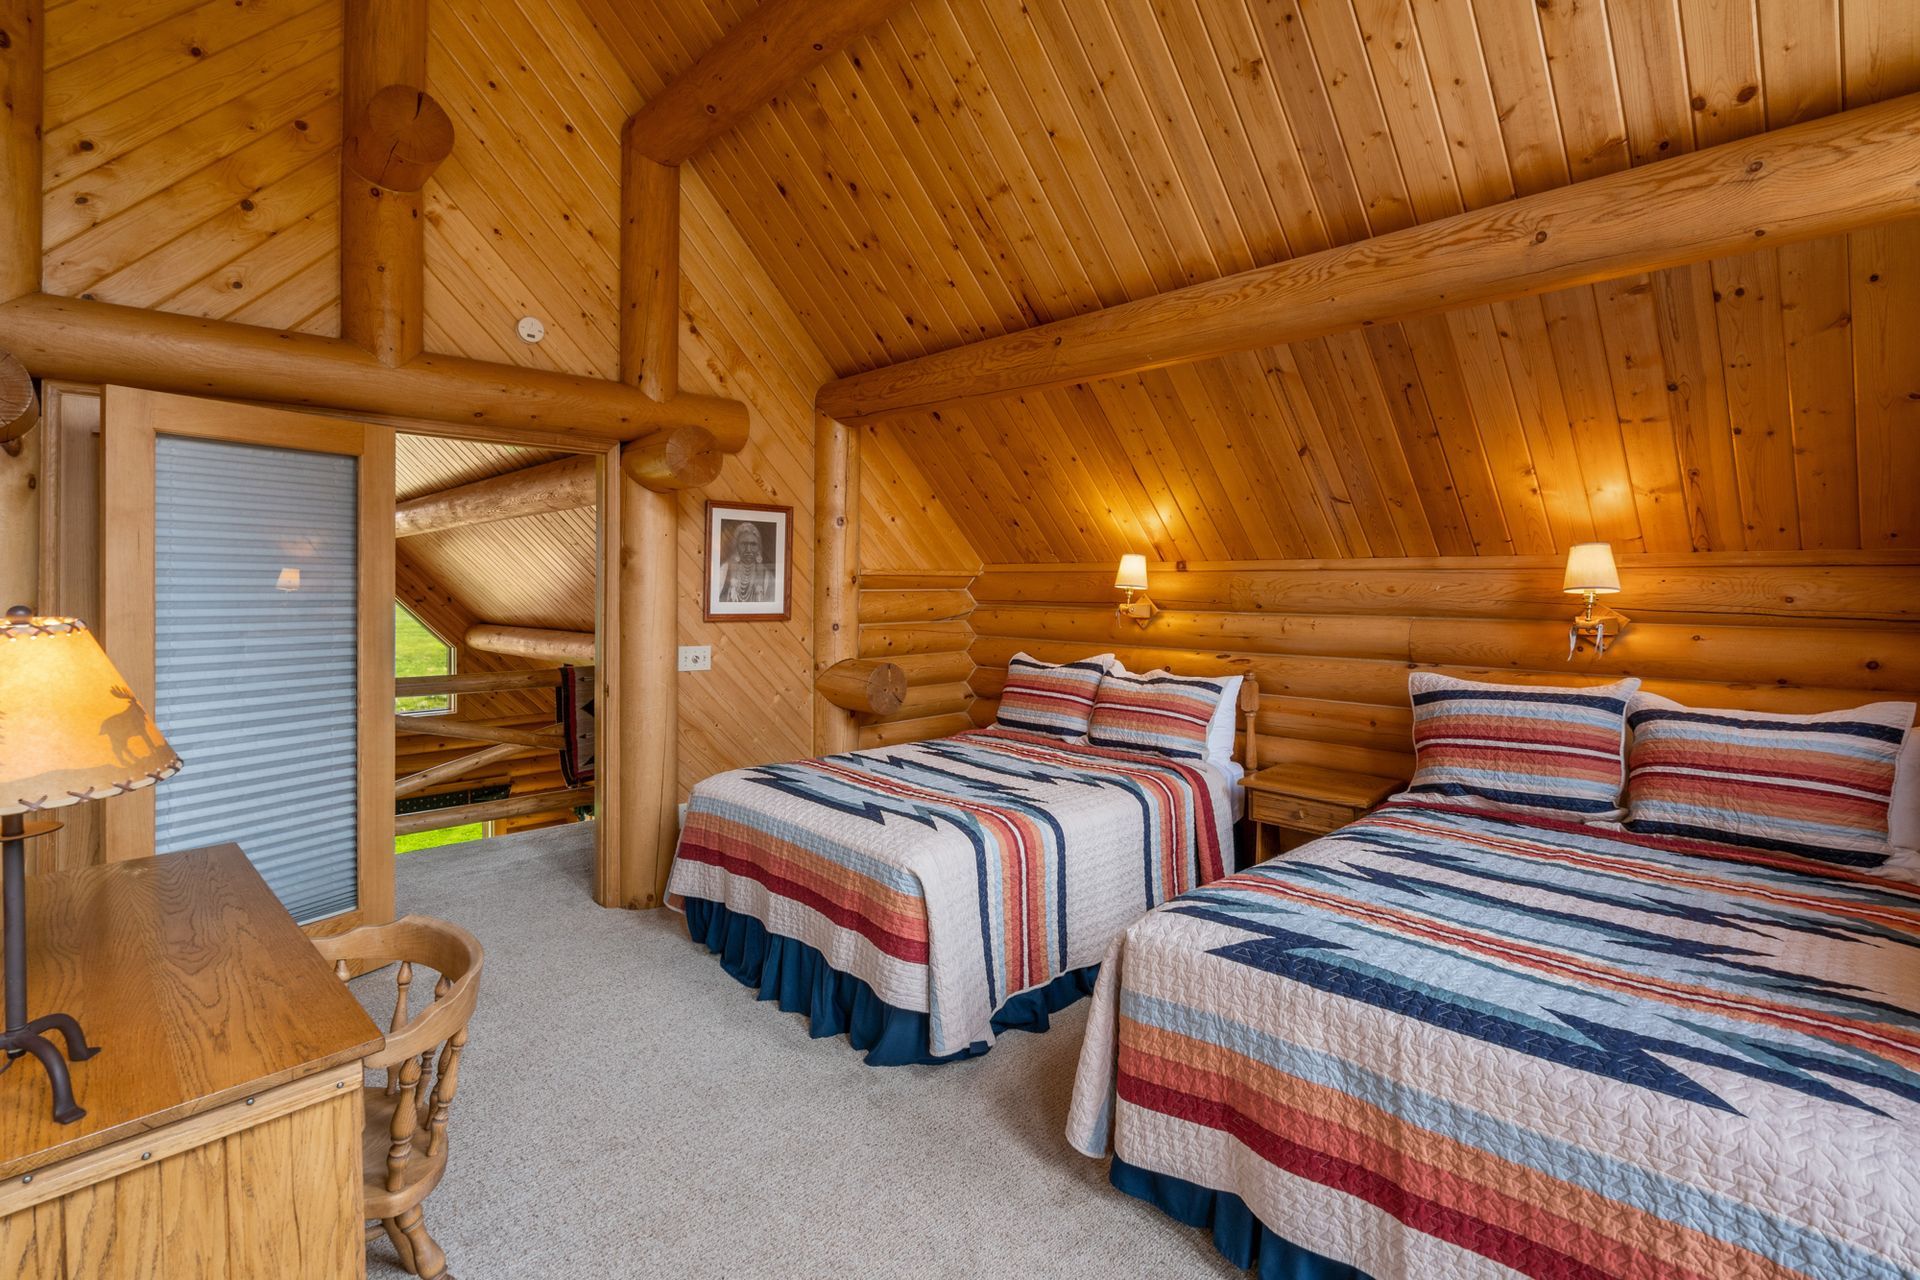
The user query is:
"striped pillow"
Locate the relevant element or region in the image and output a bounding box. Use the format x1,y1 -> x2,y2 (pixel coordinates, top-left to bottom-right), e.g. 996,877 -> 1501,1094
993,652 -> 1113,739
1624,693 -> 1916,868
1389,673 -> 1639,820
1087,669 -> 1228,761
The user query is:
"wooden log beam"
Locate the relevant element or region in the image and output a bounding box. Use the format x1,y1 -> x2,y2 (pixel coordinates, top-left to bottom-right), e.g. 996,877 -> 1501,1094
395,741 -> 537,799
814,658 -> 906,715
0,293 -> 748,445
396,669 -> 562,697
465,623 -> 595,665
0,350 -> 36,445
625,0 -> 908,165
395,786 -> 594,836
0,0 -> 39,304
396,454 -> 598,537
813,412 -> 862,751
621,424 -> 722,492
393,715 -> 562,748
819,94 -> 1920,422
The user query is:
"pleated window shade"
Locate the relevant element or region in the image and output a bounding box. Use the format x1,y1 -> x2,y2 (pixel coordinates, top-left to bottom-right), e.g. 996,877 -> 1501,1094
153,436 -> 361,924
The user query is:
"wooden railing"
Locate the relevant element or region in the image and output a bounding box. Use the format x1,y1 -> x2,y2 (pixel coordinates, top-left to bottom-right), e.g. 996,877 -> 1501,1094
394,669 -> 588,833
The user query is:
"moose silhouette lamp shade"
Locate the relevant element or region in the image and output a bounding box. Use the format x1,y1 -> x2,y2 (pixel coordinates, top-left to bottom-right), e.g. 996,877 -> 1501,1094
0,606 -> 181,1124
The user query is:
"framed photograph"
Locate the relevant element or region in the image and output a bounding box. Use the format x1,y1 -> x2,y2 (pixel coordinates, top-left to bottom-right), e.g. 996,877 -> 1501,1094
703,500 -> 793,622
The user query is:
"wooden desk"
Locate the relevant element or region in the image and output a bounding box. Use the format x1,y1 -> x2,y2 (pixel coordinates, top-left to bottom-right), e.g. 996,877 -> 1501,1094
1245,765 -> 1402,863
0,845 -> 383,1278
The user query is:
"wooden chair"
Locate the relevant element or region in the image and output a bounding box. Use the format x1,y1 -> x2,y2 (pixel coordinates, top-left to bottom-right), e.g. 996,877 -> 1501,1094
315,915 -> 484,1280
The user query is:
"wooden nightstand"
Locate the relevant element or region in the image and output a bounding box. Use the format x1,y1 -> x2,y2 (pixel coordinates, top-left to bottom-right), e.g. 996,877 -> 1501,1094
1244,765 -> 1402,864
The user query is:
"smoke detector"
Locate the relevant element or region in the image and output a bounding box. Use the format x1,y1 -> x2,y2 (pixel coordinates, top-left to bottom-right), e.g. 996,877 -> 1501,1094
516,316 -> 546,344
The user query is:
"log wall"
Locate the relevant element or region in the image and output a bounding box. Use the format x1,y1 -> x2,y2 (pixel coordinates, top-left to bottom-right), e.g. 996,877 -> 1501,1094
968,553 -> 1920,781
853,572 -> 977,750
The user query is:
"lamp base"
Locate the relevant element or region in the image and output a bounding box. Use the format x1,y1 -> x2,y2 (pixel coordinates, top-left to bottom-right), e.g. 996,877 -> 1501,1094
2,815 -> 101,1126
0,1015 -> 99,1125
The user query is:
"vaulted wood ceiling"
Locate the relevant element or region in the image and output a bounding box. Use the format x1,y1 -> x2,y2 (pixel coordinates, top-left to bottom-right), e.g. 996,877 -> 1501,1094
581,0 -> 1920,564
37,0 -> 1920,579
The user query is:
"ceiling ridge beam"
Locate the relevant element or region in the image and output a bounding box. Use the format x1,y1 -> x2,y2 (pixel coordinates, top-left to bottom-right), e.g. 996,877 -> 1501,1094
817,93 -> 1920,423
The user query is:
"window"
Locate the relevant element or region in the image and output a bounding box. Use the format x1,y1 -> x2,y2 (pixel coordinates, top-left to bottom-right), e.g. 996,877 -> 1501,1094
395,602 -> 455,714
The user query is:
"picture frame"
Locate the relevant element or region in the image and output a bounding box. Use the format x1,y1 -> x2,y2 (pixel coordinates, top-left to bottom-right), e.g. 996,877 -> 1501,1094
703,500 -> 793,622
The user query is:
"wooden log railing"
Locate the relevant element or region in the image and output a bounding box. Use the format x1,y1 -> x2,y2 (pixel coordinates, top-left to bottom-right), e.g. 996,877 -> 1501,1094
395,669 -> 562,698
395,787 -> 596,837
394,741 -> 538,800
392,715 -> 562,749
393,670 -> 579,825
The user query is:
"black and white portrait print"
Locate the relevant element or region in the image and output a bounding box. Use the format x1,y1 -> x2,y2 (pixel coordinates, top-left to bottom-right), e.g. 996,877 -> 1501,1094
704,502 -> 792,621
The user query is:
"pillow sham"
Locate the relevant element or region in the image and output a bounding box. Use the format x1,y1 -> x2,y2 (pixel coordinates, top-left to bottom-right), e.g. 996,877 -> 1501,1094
1623,692 -> 1916,870
993,652 -> 1114,740
1087,668 -> 1230,762
1388,672 -> 1640,821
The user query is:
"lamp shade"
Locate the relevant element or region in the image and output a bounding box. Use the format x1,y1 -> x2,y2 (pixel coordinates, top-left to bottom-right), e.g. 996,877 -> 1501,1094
1114,554 -> 1149,593
0,613 -> 181,816
1562,542 -> 1621,595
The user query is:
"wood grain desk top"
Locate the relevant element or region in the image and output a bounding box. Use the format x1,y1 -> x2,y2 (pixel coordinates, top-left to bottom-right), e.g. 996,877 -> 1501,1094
0,844 -> 383,1180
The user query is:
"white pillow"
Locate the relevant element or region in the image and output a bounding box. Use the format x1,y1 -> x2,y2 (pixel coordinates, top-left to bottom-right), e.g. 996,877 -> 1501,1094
1202,674 -> 1244,768
1894,729 -> 1919,852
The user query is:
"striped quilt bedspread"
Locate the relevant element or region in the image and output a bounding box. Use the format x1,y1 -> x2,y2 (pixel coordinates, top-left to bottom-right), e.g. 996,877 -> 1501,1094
1067,802 -> 1920,1279
668,728 -> 1234,1059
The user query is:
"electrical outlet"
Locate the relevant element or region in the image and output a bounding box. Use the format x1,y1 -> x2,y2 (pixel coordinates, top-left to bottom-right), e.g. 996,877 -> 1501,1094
677,645 -> 712,672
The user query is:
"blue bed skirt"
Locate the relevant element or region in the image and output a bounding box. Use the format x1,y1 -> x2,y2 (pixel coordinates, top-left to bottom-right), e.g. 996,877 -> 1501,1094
682,896 -> 1099,1066
1111,1160 -> 1372,1280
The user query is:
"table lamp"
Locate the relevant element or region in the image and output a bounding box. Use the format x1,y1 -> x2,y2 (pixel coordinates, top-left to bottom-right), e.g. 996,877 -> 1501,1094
0,606 -> 181,1123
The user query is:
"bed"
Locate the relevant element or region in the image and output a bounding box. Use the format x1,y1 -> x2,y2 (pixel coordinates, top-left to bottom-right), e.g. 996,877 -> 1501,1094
666,718 -> 1246,1064
1067,801 -> 1920,1279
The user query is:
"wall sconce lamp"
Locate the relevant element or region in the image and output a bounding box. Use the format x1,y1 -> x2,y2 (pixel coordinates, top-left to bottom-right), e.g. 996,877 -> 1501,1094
274,567 -> 301,593
1115,554 -> 1157,628
1564,542 -> 1629,658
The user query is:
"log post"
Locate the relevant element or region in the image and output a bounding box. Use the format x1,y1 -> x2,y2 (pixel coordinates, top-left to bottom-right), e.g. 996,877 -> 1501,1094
814,659 -> 905,715
614,144 -> 683,909
340,0 -> 445,367
0,0 -> 39,304
812,412 -> 861,753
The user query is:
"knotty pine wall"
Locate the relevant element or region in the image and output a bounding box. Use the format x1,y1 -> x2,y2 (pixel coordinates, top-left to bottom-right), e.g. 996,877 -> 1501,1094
967,554 -> 1920,781
30,0 -> 981,809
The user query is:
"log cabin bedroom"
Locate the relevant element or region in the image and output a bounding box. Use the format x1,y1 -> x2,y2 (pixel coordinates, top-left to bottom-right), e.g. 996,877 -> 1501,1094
0,0 -> 1915,1276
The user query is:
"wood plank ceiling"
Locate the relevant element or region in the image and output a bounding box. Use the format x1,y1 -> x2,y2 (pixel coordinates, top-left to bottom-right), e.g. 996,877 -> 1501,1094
581,0 -> 1920,565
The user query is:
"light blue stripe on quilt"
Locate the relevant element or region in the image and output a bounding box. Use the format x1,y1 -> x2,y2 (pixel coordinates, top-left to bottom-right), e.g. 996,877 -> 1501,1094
1120,989 -> 1903,1280
699,794 -> 933,896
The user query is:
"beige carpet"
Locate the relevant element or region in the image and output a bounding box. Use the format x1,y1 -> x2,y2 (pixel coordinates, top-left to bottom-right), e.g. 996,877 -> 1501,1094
358,825 -> 1242,1279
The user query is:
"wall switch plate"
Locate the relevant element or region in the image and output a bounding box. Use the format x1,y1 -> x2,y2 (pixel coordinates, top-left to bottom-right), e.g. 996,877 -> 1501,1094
677,645 -> 712,672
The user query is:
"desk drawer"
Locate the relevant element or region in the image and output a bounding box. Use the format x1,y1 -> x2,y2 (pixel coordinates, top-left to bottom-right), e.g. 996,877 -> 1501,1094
1249,792 -> 1358,833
